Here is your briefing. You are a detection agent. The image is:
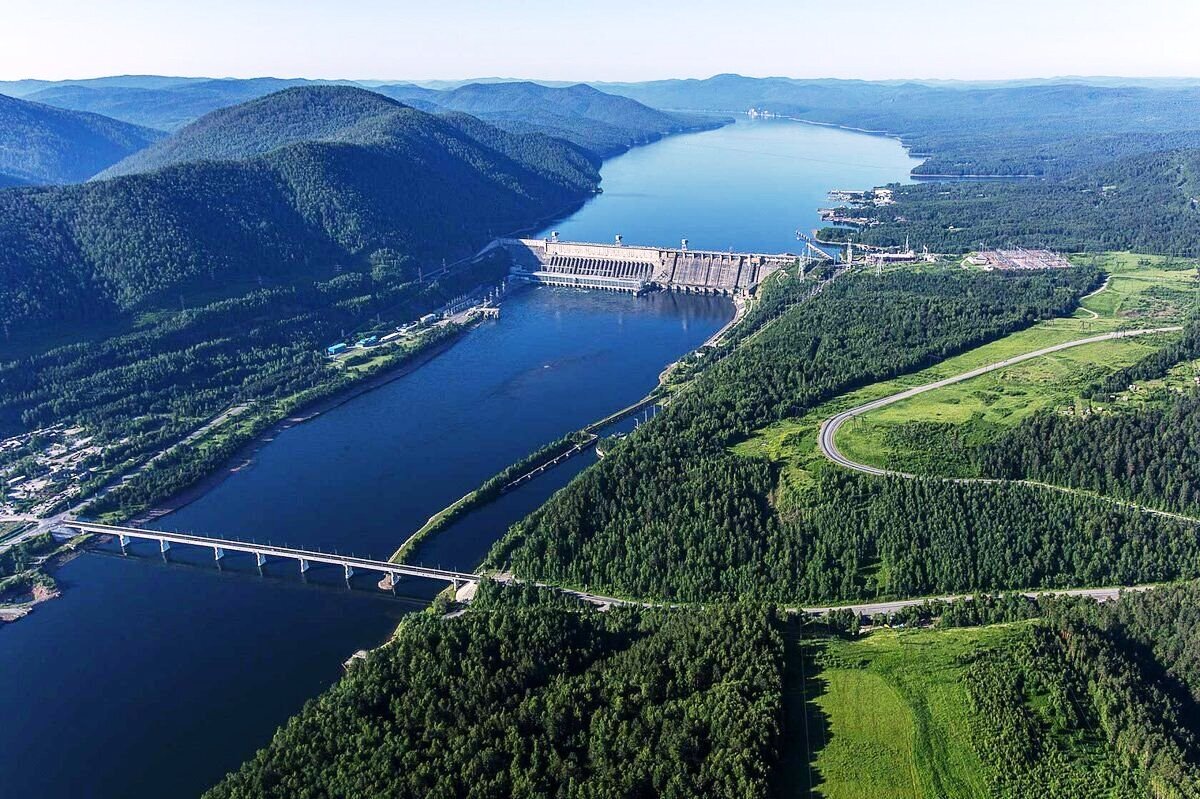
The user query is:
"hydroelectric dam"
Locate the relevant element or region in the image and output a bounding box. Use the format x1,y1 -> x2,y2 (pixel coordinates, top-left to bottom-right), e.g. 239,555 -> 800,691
498,236 -> 812,296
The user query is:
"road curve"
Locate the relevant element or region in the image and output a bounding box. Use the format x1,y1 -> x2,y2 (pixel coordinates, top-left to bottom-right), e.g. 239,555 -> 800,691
819,326 -> 1183,479
1076,275 -> 1112,319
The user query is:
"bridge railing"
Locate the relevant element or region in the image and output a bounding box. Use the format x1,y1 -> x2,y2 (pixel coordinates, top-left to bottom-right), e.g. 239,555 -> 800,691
68,522 -> 480,585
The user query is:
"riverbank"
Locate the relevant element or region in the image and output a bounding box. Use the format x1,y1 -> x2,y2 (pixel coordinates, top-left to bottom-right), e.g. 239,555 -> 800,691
388,290 -> 746,571
0,323 -> 479,625
0,116 -> 922,799
388,430 -> 595,565
782,115 -> 1039,181
134,328 -> 473,526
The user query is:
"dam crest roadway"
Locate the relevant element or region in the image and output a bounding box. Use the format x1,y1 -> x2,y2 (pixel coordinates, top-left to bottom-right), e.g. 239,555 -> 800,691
498,235 -> 831,296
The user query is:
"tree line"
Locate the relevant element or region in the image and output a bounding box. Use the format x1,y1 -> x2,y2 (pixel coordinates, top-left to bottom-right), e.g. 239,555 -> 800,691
488,267 -> 1130,602
204,583 -> 783,799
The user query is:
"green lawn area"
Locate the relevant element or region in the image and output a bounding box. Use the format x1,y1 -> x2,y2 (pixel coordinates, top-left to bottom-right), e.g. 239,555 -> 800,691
802,625 -> 1015,799
835,334 -> 1167,474
734,253 -> 1199,483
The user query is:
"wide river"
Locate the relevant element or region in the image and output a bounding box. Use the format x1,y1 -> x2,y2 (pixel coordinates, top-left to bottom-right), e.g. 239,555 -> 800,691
0,118 -> 918,798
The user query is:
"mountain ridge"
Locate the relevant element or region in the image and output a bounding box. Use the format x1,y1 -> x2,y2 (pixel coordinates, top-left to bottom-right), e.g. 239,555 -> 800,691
0,93 -> 165,185
0,86 -> 599,326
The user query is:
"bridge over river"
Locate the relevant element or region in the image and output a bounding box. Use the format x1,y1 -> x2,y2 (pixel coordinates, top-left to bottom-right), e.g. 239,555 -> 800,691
67,521 -> 480,588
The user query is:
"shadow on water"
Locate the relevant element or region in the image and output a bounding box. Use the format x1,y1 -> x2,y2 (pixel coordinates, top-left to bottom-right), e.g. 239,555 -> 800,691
87,543 -> 438,606
778,616 -> 834,799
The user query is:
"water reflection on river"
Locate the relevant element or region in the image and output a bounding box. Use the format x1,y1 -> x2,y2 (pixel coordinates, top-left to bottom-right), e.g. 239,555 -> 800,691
0,116 -> 919,798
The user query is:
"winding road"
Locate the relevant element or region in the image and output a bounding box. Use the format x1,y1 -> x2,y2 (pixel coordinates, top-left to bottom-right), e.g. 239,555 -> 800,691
819,326 -> 1182,479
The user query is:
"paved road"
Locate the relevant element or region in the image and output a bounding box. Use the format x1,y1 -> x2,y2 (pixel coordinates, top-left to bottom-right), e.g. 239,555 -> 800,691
819,326 -> 1183,479
795,584 -> 1153,617
1075,275 -> 1112,319
542,581 -> 1154,617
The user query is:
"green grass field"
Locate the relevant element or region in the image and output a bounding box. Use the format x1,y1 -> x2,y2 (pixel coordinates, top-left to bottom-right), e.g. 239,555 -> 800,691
834,334 -> 1167,474
798,625 -> 1017,799
791,618 -> 1162,798
735,253 -> 1199,483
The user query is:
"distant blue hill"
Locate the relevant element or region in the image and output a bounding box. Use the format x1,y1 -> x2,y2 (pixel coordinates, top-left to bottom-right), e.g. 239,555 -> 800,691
0,93 -> 164,185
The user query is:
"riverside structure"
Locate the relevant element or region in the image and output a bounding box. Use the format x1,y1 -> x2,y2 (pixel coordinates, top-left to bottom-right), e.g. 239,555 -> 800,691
501,236 -> 801,295
67,521 -> 480,588
0,117 -> 923,799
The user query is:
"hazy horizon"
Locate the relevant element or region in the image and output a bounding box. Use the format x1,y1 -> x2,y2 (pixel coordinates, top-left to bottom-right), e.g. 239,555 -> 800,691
5,72 -> 1200,86
4,0 -> 1199,83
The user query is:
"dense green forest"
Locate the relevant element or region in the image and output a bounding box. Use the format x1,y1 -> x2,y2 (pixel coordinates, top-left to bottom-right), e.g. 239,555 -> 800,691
204,583 -> 782,799
956,585 -> 1200,797
851,317 -> 1200,521
487,267 -> 1172,602
979,391 -> 1200,518
199,579 -> 1200,798
827,148 -> 1200,255
97,85 -> 623,179
966,318 -> 1200,517
0,92 -> 163,185
0,87 -> 597,327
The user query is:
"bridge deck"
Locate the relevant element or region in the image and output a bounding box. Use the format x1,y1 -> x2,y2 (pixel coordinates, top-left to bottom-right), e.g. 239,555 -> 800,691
69,522 -> 479,583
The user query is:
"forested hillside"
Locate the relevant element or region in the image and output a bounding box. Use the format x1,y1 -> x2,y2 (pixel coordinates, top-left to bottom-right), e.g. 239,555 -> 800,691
377,81 -> 727,158
799,585 -> 1200,798
830,148 -> 1200,255
198,578 -> 1200,798
486,267 -> 1200,602
0,87 -> 597,327
18,76 -> 725,160
0,93 -> 163,185
20,77 -> 347,131
968,318 -> 1200,518
204,584 -> 782,799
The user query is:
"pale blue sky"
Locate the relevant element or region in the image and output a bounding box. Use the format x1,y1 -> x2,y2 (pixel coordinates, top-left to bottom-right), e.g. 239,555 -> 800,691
4,0 -> 1199,82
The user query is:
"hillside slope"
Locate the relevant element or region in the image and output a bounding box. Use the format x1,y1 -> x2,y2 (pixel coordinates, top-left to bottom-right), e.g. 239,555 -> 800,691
0,93 -> 164,185
22,77 -> 349,131
838,147 -> 1200,254
0,86 -> 598,326
598,75 -> 1200,176
378,81 -> 726,158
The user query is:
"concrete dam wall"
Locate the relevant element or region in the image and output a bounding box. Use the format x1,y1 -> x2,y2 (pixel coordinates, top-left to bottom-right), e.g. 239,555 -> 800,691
499,238 -> 797,296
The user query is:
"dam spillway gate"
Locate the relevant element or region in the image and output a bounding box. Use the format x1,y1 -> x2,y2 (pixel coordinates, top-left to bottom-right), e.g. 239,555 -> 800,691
498,237 -> 805,296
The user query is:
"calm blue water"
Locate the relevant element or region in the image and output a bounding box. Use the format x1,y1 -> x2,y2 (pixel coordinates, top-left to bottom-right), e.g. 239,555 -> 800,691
0,117 -> 917,798
542,116 -> 920,252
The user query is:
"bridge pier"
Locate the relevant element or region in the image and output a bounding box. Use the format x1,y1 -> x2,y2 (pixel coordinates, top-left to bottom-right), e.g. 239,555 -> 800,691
72,522 -> 483,593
